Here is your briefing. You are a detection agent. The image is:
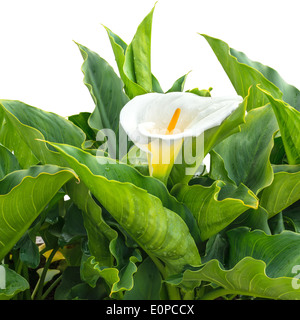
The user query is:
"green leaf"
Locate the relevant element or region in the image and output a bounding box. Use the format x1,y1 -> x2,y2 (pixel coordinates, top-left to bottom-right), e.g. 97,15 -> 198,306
227,228 -> 300,278
166,73 -> 189,93
214,104 -> 278,194
65,180 -> 116,268
209,150 -> 234,184
104,26 -> 147,98
53,143 -> 201,245
230,47 -> 300,111
105,6 -> 162,98
16,233 -> 40,268
123,6 -> 154,93
54,266 -> 107,300
76,43 -> 129,134
0,165 -> 76,261
259,87 -> 300,165
124,257 -> 162,300
185,87 -> 212,97
49,142 -> 201,275
58,203 -> 87,246
201,34 -> 283,110
0,144 -> 20,179
81,236 -> 142,296
0,265 -> 29,300
229,206 -> 271,235
68,112 -> 95,142
259,167 -> 300,218
167,257 -> 300,300
0,100 -> 85,167
270,136 -> 286,165
283,202 -> 300,232
172,181 -> 258,241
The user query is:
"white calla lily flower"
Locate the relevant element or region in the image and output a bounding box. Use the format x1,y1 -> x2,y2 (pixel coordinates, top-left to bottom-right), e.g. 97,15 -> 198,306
120,92 -> 243,184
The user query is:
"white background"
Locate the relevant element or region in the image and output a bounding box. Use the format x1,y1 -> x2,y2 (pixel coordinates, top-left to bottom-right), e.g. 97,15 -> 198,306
0,0 -> 299,117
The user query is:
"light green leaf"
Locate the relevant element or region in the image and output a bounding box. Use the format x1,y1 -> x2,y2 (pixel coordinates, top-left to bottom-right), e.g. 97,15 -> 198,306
104,26 -> 147,98
0,144 -> 20,179
227,228 -> 300,278
36,268 -> 60,285
81,236 -> 142,296
259,87 -> 300,165
209,150 -> 234,184
259,167 -> 300,218
76,43 -> 129,134
167,257 -> 300,300
51,143 -> 201,245
185,87 -> 212,97
201,34 -> 283,110
124,5 -> 154,92
68,112 -> 95,142
229,206 -> 271,235
0,165 -> 76,261
49,142 -> 201,275
0,100 -> 85,167
105,5 -> 162,98
172,181 -> 258,240
214,104 -> 278,194
166,73 -> 189,93
0,265 -> 29,300
124,257 -> 162,300
65,180 -> 116,267
230,47 -> 300,111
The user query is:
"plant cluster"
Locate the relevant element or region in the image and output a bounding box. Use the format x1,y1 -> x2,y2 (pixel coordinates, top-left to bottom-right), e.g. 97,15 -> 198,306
0,6 -> 300,300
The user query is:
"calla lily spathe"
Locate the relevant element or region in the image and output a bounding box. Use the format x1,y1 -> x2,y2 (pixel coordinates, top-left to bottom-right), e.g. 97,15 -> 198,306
120,92 -> 243,183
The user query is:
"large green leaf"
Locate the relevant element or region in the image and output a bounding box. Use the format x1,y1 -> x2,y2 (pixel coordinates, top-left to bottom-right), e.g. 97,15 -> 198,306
201,34 -> 283,110
65,180 -> 116,267
171,181 -> 258,240
124,257 -> 162,300
0,265 -> 29,300
230,47 -> 300,111
0,100 -> 85,167
49,143 -> 201,245
49,142 -> 201,275
68,112 -> 95,142
105,5 -> 163,98
166,73 -> 189,93
105,26 -> 147,98
0,165 -> 76,261
76,43 -> 129,134
259,87 -> 300,165
208,150 -> 234,184
283,201 -> 300,232
259,167 -> 300,218
0,144 -> 20,179
167,227 -> 300,299
81,235 -> 142,297
227,228 -> 300,278
124,6 -> 154,92
167,257 -> 300,300
214,104 -> 278,194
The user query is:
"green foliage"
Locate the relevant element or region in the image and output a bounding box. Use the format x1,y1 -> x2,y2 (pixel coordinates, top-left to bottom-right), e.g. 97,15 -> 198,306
1,5 -> 300,300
